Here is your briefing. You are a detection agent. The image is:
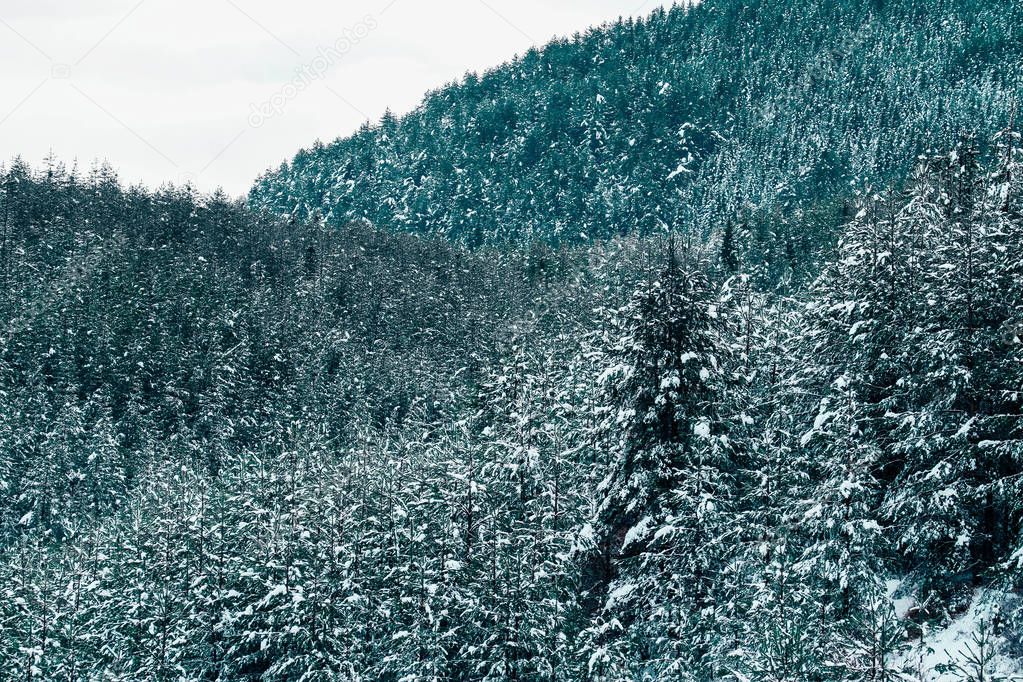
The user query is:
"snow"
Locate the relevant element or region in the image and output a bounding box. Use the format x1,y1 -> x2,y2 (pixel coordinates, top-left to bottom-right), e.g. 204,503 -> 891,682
667,162 -> 693,180
622,516 -> 653,550
605,582 -> 636,610
1008,545 -> 1023,570
955,417 -> 979,439
660,373 -> 681,390
891,586 -> 1023,681
886,579 -> 915,620
597,363 -> 632,386
813,410 -> 835,431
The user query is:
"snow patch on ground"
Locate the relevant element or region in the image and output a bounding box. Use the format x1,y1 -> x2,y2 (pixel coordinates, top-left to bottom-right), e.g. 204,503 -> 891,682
890,583 -> 1023,681
887,579 -> 915,620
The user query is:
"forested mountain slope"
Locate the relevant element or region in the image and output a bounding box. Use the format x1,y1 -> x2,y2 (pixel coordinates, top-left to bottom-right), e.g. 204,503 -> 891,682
4,0 -> 1023,678
250,0 -> 1021,274
2,128 -> 1023,678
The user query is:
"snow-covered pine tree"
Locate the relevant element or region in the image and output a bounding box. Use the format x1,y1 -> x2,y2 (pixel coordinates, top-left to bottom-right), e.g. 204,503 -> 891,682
583,240 -> 733,680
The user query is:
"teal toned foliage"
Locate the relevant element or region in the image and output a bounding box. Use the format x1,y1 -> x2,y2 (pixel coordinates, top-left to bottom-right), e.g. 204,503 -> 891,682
3,129 -> 1023,679
251,0 -> 1021,276
4,0 -> 1023,677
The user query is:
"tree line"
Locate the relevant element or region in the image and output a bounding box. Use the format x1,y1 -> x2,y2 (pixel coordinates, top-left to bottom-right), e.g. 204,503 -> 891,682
1,126 -> 1021,679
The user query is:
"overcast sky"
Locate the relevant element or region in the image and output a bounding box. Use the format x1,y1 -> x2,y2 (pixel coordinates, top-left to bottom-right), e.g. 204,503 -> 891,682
0,0 -> 672,196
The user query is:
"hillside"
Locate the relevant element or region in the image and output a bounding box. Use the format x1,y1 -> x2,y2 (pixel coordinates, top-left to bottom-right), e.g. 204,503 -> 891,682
3,130 -> 1023,678
250,0 -> 1021,275
3,0 -> 1023,678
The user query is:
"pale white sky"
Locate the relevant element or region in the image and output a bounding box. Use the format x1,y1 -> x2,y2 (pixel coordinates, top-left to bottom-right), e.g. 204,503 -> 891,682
0,0 -> 671,196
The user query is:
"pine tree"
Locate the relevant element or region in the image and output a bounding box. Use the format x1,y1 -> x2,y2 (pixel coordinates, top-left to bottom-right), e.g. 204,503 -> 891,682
584,241 -> 733,680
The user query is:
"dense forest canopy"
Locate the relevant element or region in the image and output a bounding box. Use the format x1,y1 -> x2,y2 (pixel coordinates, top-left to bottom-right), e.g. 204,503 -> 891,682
251,0 -> 1021,266
3,128 -> 1023,678
3,0 -> 1023,679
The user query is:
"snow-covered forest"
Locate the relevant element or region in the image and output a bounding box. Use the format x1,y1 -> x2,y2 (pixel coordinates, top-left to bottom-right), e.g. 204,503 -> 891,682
2,0 -> 1023,679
